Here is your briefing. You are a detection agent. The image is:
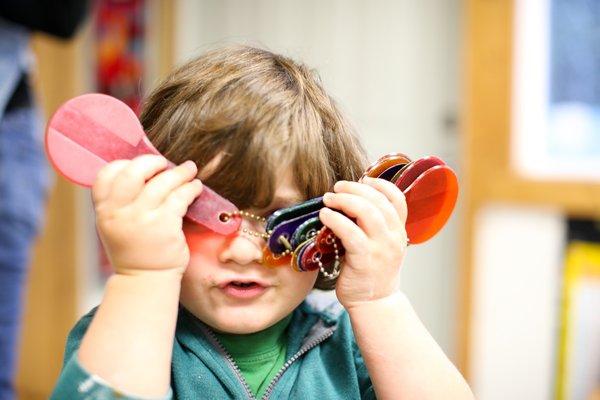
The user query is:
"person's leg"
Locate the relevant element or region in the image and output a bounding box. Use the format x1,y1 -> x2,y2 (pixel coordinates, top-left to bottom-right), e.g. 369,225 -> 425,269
0,76 -> 50,399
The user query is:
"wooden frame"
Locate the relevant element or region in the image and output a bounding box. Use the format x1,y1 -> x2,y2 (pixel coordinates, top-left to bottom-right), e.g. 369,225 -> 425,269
460,0 -> 600,378
16,31 -> 87,400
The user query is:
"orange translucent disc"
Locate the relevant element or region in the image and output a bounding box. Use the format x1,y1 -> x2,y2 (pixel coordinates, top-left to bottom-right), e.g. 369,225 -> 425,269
404,165 -> 458,244
262,246 -> 292,268
362,153 -> 411,179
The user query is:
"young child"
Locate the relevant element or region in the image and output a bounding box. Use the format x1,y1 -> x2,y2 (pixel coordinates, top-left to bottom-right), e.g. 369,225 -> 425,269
51,45 -> 474,400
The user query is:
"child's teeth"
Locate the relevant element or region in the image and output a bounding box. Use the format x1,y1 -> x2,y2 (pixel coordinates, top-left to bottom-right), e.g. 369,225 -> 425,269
233,282 -> 254,287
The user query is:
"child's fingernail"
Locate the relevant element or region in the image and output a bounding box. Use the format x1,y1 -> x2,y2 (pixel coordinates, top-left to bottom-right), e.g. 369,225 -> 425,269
182,160 -> 197,171
323,192 -> 333,201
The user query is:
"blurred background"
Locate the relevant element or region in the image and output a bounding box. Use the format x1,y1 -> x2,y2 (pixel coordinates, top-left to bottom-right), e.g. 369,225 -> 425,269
2,0 -> 598,399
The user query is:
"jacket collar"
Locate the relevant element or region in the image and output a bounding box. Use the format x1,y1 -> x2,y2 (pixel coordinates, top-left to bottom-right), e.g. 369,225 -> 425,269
176,291 -> 344,358
173,293 -> 344,398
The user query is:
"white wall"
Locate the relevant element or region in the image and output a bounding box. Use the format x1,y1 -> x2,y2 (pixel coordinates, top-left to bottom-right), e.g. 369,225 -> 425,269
173,0 -> 461,356
470,204 -> 565,400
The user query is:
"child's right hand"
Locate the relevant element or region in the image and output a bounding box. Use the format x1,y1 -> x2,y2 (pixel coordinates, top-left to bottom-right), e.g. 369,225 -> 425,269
91,155 -> 203,275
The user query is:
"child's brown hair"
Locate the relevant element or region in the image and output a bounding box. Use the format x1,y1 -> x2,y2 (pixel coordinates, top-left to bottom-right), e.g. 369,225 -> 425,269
140,44 -> 367,290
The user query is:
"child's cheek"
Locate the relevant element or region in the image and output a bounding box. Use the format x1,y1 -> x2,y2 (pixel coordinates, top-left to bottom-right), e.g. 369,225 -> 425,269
183,228 -> 223,286
184,227 -> 225,254
184,230 -> 206,253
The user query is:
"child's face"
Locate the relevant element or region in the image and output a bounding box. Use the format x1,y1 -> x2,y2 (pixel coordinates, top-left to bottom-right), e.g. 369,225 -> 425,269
180,169 -> 319,334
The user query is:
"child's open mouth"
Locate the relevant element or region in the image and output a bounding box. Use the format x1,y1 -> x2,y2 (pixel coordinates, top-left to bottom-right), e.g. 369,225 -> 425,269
221,280 -> 268,299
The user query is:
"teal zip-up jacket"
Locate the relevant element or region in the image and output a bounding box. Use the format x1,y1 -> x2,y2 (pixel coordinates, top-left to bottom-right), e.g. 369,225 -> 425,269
51,295 -> 376,399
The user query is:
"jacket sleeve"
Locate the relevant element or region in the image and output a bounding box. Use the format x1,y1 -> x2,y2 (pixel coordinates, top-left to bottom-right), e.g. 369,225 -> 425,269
50,307 -> 173,400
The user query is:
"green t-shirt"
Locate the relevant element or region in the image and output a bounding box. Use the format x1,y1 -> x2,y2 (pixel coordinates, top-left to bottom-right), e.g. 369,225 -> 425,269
213,314 -> 292,398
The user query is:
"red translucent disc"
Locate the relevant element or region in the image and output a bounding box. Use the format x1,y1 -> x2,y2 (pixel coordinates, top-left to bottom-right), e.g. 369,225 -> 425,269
315,227 -> 344,255
404,165 -> 458,244
301,241 -> 336,272
45,93 -> 240,235
395,156 -> 445,192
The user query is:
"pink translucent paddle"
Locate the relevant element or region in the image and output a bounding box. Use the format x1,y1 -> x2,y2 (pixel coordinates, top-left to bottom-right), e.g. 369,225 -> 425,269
45,93 -> 241,235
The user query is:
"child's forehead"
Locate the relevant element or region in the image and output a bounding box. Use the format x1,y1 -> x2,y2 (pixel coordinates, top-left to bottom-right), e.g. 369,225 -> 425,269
267,169 -> 303,207
198,152 -> 303,209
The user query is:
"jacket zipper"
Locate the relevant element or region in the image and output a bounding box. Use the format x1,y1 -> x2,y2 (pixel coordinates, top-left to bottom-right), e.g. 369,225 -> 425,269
201,327 -> 256,399
200,323 -> 336,400
261,328 -> 335,400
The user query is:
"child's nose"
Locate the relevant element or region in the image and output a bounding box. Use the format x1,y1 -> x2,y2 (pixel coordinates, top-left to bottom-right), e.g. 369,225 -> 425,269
218,233 -> 264,265
217,218 -> 266,266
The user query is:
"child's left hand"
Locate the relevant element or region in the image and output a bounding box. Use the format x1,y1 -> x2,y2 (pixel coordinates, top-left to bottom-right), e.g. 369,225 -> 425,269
319,177 -> 408,310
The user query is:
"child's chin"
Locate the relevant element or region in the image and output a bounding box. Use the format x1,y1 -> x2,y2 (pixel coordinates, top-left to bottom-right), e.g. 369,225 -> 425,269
210,309 -> 281,334
212,319 -> 271,334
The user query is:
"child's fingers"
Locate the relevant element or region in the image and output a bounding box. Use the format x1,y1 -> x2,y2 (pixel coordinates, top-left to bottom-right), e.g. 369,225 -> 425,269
332,180 -> 401,230
134,161 -> 198,209
108,155 -> 169,208
319,207 -> 368,254
322,192 -> 388,239
161,179 -> 203,217
361,177 -> 408,224
92,160 -> 130,205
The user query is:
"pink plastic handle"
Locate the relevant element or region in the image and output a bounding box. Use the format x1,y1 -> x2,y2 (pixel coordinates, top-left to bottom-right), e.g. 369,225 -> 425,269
45,93 -> 240,235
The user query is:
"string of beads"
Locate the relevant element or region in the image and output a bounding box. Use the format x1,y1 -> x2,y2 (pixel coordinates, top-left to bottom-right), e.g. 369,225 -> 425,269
219,211 -> 269,239
219,210 -> 341,278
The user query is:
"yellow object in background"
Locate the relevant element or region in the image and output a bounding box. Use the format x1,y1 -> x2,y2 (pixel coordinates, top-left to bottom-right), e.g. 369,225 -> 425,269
556,241 -> 600,400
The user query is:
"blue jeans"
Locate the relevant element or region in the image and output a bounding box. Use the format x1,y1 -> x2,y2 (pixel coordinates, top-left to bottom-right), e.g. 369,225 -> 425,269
0,96 -> 50,399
